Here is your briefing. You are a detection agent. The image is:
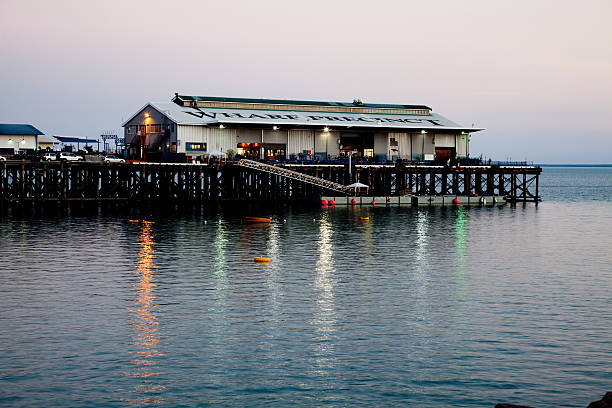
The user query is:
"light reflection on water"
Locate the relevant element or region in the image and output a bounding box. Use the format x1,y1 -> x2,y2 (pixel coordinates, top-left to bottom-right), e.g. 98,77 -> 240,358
311,213 -> 337,377
0,193 -> 611,407
123,220 -> 166,405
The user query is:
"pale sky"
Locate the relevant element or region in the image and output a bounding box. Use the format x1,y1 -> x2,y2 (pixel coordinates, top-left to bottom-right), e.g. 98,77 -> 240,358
1,0 -> 611,163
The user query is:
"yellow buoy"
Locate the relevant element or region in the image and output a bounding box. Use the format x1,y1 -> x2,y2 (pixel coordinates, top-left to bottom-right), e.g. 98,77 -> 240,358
254,256 -> 270,263
360,217 -> 369,220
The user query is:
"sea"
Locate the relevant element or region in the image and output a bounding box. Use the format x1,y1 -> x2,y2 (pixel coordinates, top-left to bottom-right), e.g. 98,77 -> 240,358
0,166 -> 610,407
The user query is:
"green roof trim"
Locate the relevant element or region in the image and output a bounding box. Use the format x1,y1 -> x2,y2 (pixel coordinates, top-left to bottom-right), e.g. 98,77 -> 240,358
173,95 -> 431,111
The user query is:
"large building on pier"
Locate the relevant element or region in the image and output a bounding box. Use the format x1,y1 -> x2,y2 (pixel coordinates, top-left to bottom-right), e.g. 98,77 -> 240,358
122,94 -> 482,162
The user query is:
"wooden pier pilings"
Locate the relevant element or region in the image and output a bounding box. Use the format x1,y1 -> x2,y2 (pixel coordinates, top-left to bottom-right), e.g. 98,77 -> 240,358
0,161 -> 541,203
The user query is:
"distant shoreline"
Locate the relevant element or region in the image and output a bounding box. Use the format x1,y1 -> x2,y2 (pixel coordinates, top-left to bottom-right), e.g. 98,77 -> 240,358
538,164 -> 612,167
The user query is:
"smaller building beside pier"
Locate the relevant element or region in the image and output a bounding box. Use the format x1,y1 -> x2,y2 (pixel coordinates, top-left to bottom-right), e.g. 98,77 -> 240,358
0,124 -> 44,155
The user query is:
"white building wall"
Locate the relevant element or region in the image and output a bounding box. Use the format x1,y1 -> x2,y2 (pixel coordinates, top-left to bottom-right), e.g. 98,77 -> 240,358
287,130 -> 314,156
262,130 -> 288,144
373,133 -> 387,158
177,125 -> 236,155
434,134 -> 455,148
456,134 -> 468,157
389,132 -> 410,159
314,131 -> 339,157
0,135 -> 37,152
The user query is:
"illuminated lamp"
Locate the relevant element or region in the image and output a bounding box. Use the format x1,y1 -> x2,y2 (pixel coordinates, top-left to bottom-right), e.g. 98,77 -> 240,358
273,126 -> 278,131
323,127 -> 329,132
144,113 -> 150,118
421,130 -> 427,134
219,124 -> 225,129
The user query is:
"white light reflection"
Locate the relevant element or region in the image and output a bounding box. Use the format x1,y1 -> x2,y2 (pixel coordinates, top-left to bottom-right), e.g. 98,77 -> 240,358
265,222 -> 281,321
212,218 -> 230,317
414,210 -> 430,292
311,213 -> 337,376
123,221 -> 166,405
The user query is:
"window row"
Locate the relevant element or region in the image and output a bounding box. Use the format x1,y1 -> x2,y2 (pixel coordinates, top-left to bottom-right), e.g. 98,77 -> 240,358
126,124 -> 174,134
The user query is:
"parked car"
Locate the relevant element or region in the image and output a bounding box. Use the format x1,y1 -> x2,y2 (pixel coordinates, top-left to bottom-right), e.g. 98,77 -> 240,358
58,152 -> 84,161
43,152 -> 58,161
102,155 -> 125,164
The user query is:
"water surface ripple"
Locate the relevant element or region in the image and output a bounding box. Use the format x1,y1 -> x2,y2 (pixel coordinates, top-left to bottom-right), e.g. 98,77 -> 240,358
0,168 -> 610,407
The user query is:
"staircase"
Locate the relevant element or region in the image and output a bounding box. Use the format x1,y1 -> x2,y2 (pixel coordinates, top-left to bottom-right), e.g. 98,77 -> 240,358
237,159 -> 348,194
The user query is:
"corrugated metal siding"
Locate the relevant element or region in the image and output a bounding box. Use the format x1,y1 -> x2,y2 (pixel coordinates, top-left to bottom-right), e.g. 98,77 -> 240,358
178,125 -> 209,153
288,130 -> 314,155
177,126 -> 236,154
262,130 -> 288,144
314,131 -> 339,156
457,134 -> 468,157
435,134 -> 455,148
389,132 -> 411,159
374,133 -> 387,156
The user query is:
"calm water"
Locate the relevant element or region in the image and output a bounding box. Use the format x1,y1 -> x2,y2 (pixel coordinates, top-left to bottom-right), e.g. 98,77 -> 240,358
0,167 -> 611,407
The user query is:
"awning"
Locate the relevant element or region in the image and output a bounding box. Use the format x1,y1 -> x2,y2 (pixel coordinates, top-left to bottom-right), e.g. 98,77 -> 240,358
53,135 -> 100,143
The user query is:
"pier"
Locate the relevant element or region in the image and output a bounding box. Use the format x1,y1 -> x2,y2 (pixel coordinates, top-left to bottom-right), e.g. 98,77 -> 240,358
0,161 -> 541,204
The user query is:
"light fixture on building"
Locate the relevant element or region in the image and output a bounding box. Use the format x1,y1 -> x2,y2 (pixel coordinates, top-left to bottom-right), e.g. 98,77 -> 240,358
421,130 -> 427,134
273,126 -> 278,131
219,124 -> 225,129
323,127 -> 329,132
144,113 -> 150,118
20,138 -> 25,144
7,138 -> 12,144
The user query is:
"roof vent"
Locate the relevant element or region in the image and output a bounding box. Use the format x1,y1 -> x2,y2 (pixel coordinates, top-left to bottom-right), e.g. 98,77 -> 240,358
352,99 -> 363,106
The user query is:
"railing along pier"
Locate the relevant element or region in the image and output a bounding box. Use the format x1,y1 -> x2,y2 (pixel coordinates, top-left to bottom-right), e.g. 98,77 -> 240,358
0,161 -> 541,203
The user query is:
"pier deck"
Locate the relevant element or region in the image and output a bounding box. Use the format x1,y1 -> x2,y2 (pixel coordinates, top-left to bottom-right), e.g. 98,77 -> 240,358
0,161 -> 541,203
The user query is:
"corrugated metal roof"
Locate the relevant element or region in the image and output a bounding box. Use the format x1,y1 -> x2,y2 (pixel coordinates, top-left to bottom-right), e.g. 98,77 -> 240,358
0,124 -> 44,135
131,103 -> 484,132
173,94 -> 431,111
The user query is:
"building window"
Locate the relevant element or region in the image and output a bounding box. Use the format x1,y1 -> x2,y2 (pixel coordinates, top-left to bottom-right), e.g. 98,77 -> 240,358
389,137 -> 398,147
186,143 -> 206,151
364,148 -> 374,157
127,125 -> 138,134
149,124 -> 161,133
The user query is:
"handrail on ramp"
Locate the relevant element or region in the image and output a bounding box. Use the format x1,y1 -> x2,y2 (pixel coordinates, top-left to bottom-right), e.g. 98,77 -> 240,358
237,159 -> 349,194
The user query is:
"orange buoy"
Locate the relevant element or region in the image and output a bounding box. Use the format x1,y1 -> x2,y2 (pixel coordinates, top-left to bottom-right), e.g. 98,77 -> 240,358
351,198 -> 357,204
321,199 -> 328,206
254,256 -> 270,262
453,198 -> 459,205
474,193 -> 479,197
329,199 -> 335,206
243,217 -> 271,223
371,200 -> 376,206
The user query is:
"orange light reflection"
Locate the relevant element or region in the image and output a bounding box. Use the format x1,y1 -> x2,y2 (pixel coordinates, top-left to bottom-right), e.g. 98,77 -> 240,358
125,221 -> 165,404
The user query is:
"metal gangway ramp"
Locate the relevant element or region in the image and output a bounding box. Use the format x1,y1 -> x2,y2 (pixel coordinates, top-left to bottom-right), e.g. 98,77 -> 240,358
237,159 -> 348,194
